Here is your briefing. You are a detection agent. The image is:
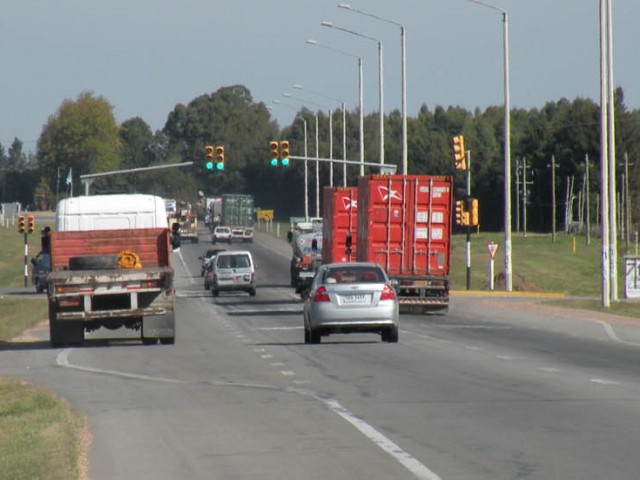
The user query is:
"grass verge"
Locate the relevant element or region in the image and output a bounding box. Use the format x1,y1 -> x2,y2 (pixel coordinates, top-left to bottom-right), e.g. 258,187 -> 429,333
1,216 -> 86,480
0,377 -> 87,480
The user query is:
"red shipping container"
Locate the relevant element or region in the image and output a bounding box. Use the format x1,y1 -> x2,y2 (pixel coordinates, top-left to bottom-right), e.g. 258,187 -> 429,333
357,174 -> 453,277
322,186 -> 358,264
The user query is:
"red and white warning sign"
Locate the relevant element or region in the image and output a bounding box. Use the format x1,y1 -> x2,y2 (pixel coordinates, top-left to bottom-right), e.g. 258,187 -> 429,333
487,242 -> 499,260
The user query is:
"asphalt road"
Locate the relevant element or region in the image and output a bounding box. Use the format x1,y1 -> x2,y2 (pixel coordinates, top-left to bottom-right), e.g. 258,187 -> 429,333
3,229 -> 640,479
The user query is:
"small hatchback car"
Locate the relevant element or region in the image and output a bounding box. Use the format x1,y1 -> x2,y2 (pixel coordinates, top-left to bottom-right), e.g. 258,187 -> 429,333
210,250 -> 256,297
303,262 -> 399,344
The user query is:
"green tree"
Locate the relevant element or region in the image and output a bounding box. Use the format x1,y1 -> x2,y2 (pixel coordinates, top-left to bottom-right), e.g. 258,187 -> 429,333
37,91 -> 122,194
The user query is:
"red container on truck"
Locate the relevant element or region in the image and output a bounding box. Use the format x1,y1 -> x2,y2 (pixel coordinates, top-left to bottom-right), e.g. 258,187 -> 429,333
322,186 -> 358,264
357,174 -> 453,313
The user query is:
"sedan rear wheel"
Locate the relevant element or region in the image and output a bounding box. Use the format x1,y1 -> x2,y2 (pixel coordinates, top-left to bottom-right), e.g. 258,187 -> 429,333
381,326 -> 399,343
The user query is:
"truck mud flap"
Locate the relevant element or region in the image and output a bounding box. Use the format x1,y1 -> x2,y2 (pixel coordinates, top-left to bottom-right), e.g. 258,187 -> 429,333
49,303 -> 85,347
142,313 -> 175,345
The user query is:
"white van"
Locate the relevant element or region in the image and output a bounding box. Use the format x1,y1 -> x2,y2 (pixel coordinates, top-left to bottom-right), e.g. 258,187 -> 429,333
55,194 -> 168,231
210,250 -> 256,297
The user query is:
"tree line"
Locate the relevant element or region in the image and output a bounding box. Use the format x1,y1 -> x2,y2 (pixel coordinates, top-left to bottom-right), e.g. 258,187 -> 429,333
1,85 -> 638,234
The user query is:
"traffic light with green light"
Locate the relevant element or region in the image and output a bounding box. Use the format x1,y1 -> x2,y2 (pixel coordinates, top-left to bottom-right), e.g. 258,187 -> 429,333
279,141 -> 290,166
205,145 -> 215,170
215,146 -> 225,170
269,141 -> 279,166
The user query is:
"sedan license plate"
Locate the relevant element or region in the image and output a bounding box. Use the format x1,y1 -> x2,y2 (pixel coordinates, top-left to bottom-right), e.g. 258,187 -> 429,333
300,272 -> 315,278
341,293 -> 369,305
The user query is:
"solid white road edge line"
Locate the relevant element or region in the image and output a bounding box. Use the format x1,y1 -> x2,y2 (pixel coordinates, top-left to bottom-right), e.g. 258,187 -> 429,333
58,348 -> 443,480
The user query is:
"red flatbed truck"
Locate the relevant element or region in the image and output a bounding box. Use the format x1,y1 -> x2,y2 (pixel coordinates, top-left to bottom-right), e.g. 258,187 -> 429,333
357,174 -> 453,314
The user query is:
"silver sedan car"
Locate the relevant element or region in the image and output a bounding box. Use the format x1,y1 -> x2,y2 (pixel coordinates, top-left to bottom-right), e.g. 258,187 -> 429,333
303,262 -> 399,344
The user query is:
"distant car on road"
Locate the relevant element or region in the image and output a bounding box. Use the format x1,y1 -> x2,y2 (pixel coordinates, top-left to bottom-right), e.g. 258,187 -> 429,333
210,250 -> 256,297
303,262 -> 399,344
212,226 -> 232,244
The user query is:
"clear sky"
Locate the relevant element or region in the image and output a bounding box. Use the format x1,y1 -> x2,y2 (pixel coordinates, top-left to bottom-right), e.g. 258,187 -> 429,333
1,0 -> 638,153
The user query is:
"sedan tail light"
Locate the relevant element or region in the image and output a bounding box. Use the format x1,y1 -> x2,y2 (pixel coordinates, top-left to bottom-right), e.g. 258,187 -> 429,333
312,286 -> 330,302
380,284 -> 396,300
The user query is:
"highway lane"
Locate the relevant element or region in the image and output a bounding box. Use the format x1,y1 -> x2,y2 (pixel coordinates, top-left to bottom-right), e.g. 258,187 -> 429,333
2,229 -> 640,479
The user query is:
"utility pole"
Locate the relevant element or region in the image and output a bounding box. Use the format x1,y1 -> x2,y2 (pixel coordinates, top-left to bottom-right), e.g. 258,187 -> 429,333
586,154 -> 591,246
515,158 -> 520,233
551,155 -> 557,242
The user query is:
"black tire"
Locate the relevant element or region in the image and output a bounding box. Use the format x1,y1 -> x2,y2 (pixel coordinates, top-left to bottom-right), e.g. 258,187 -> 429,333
211,288 -> 219,297
142,337 -> 158,345
382,326 -> 399,343
69,255 -> 118,271
249,286 -> 257,297
307,325 -> 321,344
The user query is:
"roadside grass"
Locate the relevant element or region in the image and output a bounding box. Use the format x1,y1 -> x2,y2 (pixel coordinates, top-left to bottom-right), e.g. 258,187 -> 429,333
257,222 -> 639,318
0,377 -> 87,480
1,216 -> 86,480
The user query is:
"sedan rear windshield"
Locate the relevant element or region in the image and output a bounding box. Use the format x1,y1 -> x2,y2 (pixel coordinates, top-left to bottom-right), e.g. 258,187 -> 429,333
323,267 -> 383,284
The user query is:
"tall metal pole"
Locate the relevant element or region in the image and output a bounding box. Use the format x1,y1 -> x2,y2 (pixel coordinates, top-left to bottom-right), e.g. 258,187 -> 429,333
315,113 -> 320,218
358,57 -> 365,176
321,22 -> 381,173
599,0 -> 611,307
304,40 -> 361,179
378,40 -> 384,166
466,150 -> 472,290
401,25 -> 407,174
329,109 -> 334,187
551,155 -> 557,242
606,0 -> 617,302
468,0 -> 511,291
515,158 -> 520,233
523,157 -> 528,238
337,4 -> 407,173
586,154 -> 591,246
503,10 -> 512,292
342,102 -> 347,186
303,119 -> 309,221
624,152 -> 630,251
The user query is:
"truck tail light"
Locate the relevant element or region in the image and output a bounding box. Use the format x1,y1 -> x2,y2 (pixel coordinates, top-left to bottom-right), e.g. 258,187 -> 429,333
312,286 -> 330,302
380,284 -> 396,300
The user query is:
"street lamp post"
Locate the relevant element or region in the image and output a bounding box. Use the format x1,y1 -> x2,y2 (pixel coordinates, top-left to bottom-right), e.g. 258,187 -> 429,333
293,84 -> 347,187
283,93 -> 324,218
322,21 -> 384,167
272,100 -> 309,220
306,39 -> 364,176
338,4 -> 407,174
468,0 -> 512,292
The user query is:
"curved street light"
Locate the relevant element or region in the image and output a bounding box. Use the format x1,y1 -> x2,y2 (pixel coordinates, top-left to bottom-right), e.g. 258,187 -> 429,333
321,21 -> 384,167
293,84 -> 347,187
338,3 -> 407,175
306,39 -> 365,176
467,0 -> 512,292
283,93 -> 322,218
